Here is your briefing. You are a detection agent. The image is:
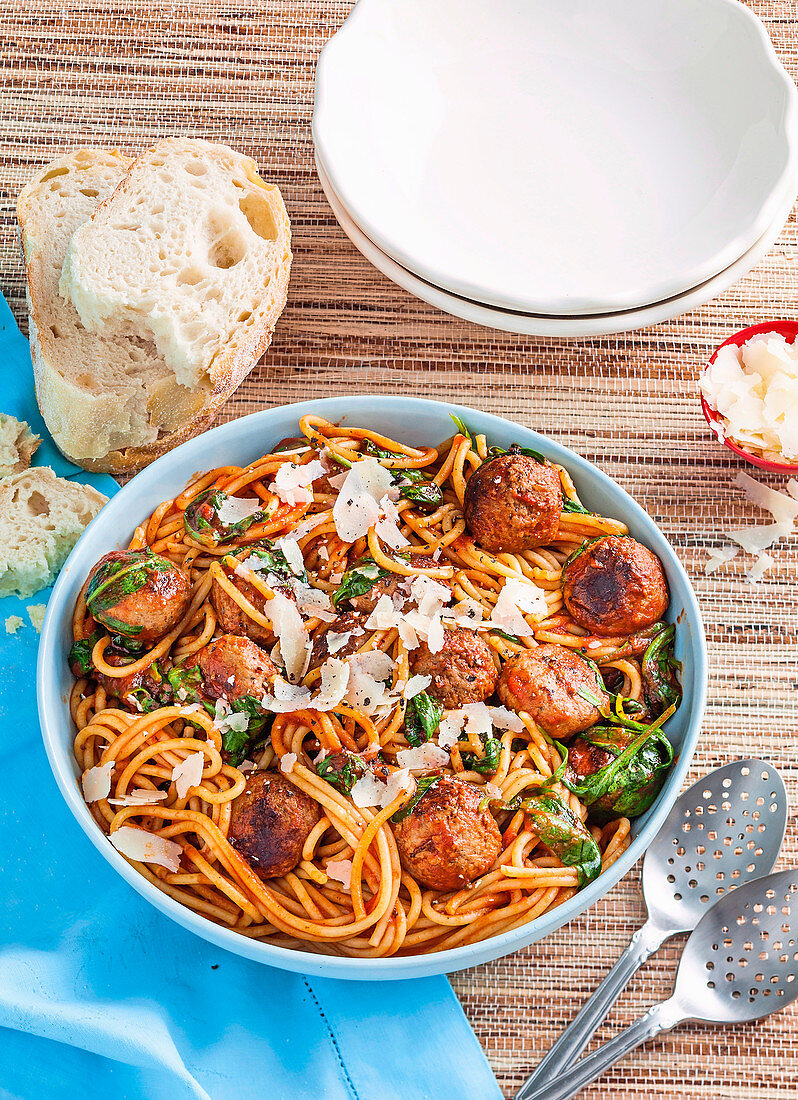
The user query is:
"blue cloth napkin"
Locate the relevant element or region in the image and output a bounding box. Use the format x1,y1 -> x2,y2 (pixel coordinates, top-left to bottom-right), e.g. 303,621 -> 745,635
0,295 -> 502,1100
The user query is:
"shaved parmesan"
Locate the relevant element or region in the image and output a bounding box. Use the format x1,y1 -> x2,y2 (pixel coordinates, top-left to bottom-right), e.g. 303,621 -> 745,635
410,574 -> 451,618
487,704 -> 525,733
325,858 -> 353,890
279,752 -> 297,774
111,826 -> 182,872
172,751 -> 205,799
437,713 -> 465,748
488,578 -> 548,636
700,333 -> 798,463
275,536 -> 305,576
396,743 -> 449,770
82,761 -> 114,802
375,495 -> 410,549
268,590 -> 310,682
332,458 -> 395,542
345,650 -> 396,714
216,495 -> 263,526
747,552 -> 775,583
350,766 -> 412,809
727,524 -> 792,555
326,630 -> 352,655
403,674 -> 431,699
734,471 -> 798,525
213,697 -> 249,736
269,460 -> 326,506
108,789 -> 169,807
705,546 -> 739,574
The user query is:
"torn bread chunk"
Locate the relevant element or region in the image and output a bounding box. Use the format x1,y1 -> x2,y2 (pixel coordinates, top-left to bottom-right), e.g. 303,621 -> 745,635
0,414 -> 41,476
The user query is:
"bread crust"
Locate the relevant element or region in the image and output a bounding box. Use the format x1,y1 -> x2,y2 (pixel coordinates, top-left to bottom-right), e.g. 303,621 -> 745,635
17,142 -> 292,474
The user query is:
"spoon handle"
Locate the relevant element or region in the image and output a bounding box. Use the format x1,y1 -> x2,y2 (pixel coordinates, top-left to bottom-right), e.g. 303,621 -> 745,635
515,919 -> 669,1099
514,999 -> 683,1100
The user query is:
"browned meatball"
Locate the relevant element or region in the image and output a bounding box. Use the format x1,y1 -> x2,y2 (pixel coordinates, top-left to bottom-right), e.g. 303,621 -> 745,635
308,612 -> 367,670
228,771 -> 323,880
85,549 -> 191,643
409,627 -> 497,709
211,568 -> 274,645
346,554 -> 435,615
561,535 -> 669,637
564,736 -> 615,784
92,650 -> 165,712
497,644 -> 608,739
196,634 -> 277,702
463,450 -> 562,553
392,775 -> 502,890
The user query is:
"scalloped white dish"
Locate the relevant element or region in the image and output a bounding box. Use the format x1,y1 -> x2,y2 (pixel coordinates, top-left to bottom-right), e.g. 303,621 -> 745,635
314,0 -> 798,317
315,149 -> 798,338
38,397 -> 707,980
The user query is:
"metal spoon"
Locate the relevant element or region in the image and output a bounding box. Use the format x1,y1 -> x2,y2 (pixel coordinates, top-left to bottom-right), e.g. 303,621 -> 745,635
515,759 -> 787,1099
517,867 -> 798,1100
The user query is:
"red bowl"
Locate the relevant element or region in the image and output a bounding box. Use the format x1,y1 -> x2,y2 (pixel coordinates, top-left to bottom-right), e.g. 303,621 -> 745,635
700,319 -> 798,473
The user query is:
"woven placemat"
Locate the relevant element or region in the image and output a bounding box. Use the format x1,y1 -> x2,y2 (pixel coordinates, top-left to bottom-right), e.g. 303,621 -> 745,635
3,2 -> 797,1095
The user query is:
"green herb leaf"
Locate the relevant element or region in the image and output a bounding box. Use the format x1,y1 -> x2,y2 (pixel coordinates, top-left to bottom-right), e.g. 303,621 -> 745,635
641,624 -> 682,716
184,489 -> 265,548
317,751 -> 367,794
489,628 -> 521,645
85,549 -> 172,634
391,774 -> 443,823
404,691 -> 444,747
68,629 -> 101,676
561,496 -> 591,515
562,536 -> 603,572
168,664 -> 207,706
397,480 -> 442,509
332,559 -> 390,607
520,793 -> 602,886
487,442 -> 547,465
460,737 -> 501,775
128,686 -> 159,713
449,413 -> 472,444
221,727 -> 251,767
241,540 -> 307,583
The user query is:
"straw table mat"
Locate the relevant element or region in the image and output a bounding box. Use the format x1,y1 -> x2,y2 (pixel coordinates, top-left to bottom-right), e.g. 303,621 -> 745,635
3,1 -> 797,1097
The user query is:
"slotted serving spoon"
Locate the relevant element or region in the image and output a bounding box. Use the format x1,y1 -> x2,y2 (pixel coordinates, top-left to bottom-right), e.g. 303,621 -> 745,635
516,759 -> 787,1099
518,866 -> 798,1100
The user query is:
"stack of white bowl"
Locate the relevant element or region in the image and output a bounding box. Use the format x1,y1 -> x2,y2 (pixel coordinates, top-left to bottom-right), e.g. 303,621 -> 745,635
313,0 -> 798,337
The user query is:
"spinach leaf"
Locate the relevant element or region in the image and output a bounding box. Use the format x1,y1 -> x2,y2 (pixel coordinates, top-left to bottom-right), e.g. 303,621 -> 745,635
69,628 -> 102,675
404,690 -> 444,746
460,737 -> 502,775
561,496 -> 592,515
317,751 -> 367,794
168,665 -> 208,707
221,727 -> 251,767
520,793 -> 602,886
641,624 -> 682,715
487,442 -> 547,465
562,536 -> 602,571
449,413 -> 472,444
490,628 -> 521,645
391,774 -> 443,823
128,686 -> 159,713
184,488 -> 265,548
397,480 -> 442,509
332,558 -> 390,607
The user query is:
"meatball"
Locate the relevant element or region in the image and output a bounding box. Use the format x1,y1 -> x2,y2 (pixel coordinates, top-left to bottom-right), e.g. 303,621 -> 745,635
308,612 -> 367,670
345,554 -> 434,615
196,634 -> 277,702
564,736 -> 615,784
392,775 -> 502,890
211,566 -> 274,645
463,449 -> 562,553
497,644 -> 608,739
561,535 -> 669,637
228,771 -> 323,880
85,549 -> 191,642
409,627 -> 497,709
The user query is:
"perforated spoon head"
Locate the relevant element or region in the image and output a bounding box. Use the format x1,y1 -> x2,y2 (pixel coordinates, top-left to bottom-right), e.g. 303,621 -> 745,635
642,759 -> 787,936
670,867 -> 798,1024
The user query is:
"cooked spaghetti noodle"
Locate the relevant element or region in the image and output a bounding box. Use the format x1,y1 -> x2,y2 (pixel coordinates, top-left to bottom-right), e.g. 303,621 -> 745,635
69,416 -> 679,957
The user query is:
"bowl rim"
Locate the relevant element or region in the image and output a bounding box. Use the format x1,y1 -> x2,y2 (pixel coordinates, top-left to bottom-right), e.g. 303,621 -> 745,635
37,395 -> 708,980
313,0 -> 798,316
700,319 -> 798,473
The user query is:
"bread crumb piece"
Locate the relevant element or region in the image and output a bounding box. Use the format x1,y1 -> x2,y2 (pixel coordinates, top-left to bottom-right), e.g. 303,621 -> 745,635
4,615 -> 24,634
0,414 -> 41,477
27,603 -> 47,632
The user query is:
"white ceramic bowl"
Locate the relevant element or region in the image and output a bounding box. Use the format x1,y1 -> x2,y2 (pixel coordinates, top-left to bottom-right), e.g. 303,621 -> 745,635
316,149 -> 798,338
314,0 -> 798,317
38,397 -> 707,980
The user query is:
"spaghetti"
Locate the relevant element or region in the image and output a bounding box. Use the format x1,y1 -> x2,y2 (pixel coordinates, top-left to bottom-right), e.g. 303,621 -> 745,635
69,415 -> 679,957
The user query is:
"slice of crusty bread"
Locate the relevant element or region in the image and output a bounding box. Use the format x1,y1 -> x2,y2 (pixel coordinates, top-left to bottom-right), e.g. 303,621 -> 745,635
61,137 -> 292,394
0,414 -> 41,477
18,140 -> 292,473
0,466 -> 107,598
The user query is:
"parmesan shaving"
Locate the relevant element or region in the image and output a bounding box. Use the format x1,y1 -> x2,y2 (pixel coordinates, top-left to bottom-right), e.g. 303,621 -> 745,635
275,536 -> 305,576
261,659 -> 350,713
269,460 -> 326,506
279,752 -> 297,774
403,674 -> 431,699
396,742 -> 449,770
268,590 -> 310,682
700,333 -> 798,463
705,546 -> 739,574
747,552 -> 775,583
332,458 -> 395,542
82,760 -> 114,802
111,826 -> 182,872
488,578 -> 547,636
172,751 -> 205,799
216,495 -> 262,526
108,789 -> 169,807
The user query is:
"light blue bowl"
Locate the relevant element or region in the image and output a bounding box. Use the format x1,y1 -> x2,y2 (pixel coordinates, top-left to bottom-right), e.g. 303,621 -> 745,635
37,396 -> 707,980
